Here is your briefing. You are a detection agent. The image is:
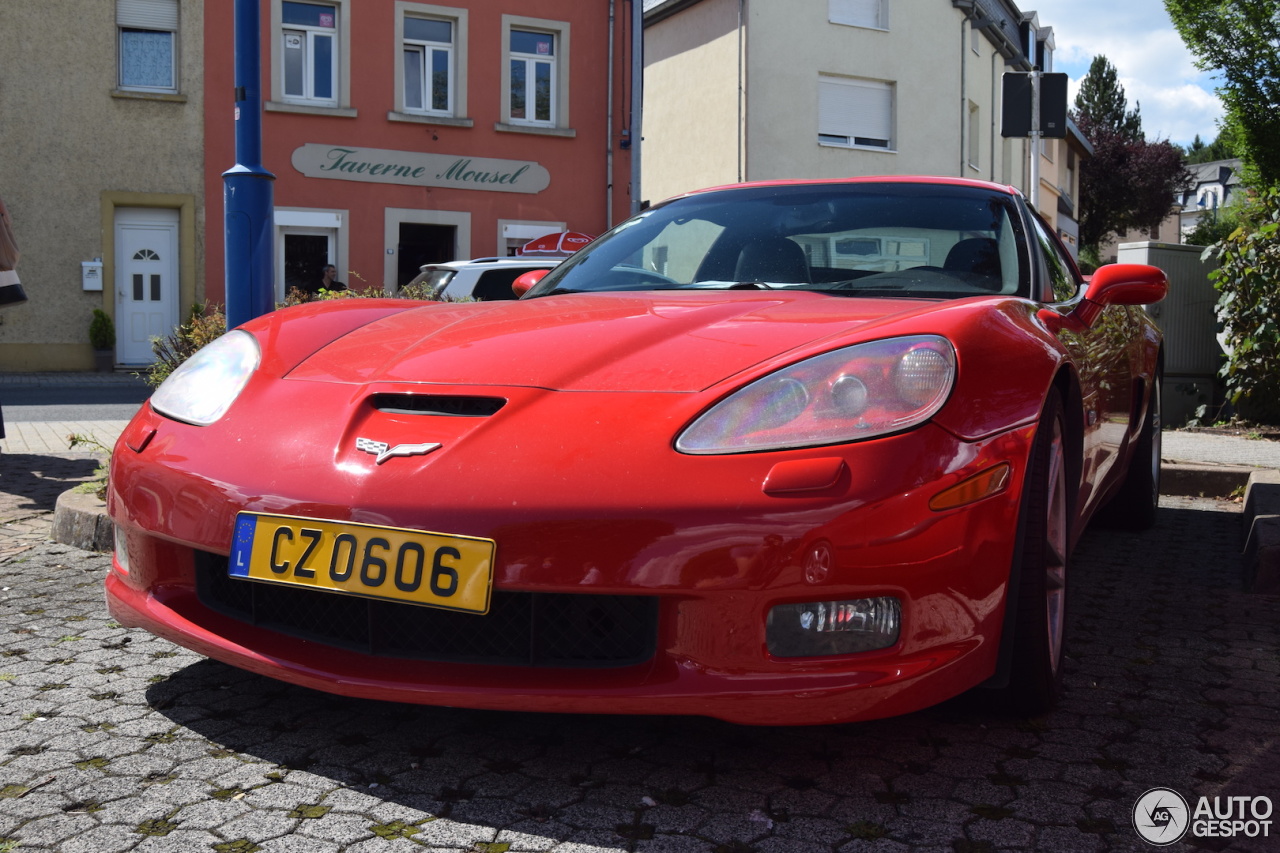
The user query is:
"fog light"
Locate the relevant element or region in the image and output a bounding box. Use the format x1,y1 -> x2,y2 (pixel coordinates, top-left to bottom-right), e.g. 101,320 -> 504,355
766,597 -> 900,657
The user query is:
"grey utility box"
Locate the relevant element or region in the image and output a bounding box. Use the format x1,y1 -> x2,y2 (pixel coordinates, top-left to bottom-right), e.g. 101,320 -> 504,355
1117,241 -> 1222,426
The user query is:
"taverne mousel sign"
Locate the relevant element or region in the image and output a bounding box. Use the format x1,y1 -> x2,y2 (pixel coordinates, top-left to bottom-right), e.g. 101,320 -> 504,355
292,144 -> 550,194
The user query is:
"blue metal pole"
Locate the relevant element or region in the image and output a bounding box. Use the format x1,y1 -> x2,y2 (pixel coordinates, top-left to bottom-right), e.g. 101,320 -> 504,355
223,0 -> 276,328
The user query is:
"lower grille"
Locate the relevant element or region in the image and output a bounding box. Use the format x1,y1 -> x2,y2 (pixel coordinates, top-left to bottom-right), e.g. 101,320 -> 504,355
194,552 -> 657,668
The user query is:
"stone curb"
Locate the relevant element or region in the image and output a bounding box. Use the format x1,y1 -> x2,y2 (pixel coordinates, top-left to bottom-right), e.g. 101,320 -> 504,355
1243,469 -> 1280,595
1161,460 -> 1254,498
49,487 -> 114,552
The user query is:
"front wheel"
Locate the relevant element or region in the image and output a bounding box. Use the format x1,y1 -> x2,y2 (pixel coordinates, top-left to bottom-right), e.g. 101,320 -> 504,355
1005,390 -> 1071,714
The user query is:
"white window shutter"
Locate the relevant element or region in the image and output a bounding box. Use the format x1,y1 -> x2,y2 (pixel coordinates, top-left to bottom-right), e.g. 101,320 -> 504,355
829,0 -> 883,28
819,77 -> 891,143
118,0 -> 179,30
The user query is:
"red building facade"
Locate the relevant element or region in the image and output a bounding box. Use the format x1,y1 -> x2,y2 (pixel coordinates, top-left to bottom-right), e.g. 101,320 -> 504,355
204,0 -> 636,300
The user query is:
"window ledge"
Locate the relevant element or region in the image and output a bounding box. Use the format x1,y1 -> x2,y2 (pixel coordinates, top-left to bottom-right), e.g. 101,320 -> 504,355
112,89 -> 187,103
818,141 -> 897,153
266,101 -> 358,118
494,122 -> 576,139
388,111 -> 475,128
828,23 -> 889,32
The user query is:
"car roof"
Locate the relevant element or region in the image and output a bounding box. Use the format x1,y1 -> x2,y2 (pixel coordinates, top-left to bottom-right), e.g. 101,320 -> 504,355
419,256 -> 563,273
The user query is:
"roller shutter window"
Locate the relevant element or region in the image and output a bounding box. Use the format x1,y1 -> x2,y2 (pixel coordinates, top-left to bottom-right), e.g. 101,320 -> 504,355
118,0 -> 178,92
828,0 -> 886,30
818,76 -> 893,150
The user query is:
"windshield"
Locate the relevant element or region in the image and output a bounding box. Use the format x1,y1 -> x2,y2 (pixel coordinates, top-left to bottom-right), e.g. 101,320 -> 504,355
526,182 -> 1031,300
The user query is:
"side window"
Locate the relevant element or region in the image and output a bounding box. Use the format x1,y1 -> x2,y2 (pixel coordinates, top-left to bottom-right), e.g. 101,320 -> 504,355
1030,214 -> 1077,303
403,16 -> 454,115
471,270 -> 526,301
282,1 -> 338,106
118,0 -> 179,93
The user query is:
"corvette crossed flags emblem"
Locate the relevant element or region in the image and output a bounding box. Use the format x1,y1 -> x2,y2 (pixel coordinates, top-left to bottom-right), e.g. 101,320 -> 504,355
355,437 -> 442,465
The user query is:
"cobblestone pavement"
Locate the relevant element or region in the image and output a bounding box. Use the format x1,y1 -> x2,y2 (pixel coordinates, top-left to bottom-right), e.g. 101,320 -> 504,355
1,455 -> 1279,851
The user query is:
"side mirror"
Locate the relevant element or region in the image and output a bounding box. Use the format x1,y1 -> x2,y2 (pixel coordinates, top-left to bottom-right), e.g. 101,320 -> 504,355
1083,263 -> 1168,307
512,268 -> 549,297
1040,263 -> 1168,332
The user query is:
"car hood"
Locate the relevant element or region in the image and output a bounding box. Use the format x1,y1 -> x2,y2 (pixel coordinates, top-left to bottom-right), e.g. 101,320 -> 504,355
284,291 -> 941,392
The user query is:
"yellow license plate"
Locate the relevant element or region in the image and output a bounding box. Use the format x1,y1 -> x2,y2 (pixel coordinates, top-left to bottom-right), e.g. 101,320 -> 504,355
229,512 -> 494,614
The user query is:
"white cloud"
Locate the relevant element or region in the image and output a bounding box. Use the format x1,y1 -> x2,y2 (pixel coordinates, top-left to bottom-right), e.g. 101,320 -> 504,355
1025,0 -> 1224,145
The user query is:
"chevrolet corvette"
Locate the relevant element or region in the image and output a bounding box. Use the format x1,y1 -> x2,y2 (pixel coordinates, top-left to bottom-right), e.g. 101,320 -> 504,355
106,177 -> 1167,725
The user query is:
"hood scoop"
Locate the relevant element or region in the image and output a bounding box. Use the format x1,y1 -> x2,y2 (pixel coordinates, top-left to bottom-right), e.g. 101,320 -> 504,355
372,393 -> 507,417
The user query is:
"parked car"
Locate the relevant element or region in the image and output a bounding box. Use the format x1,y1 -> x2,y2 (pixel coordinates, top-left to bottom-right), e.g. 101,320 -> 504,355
405,256 -> 561,301
106,176 -> 1166,725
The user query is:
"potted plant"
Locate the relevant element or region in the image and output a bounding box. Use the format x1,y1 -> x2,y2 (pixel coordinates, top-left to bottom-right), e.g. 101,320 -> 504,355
89,308 -> 115,372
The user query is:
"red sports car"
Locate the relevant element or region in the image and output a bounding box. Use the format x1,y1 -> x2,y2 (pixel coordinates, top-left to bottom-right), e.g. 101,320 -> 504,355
106,177 -> 1167,725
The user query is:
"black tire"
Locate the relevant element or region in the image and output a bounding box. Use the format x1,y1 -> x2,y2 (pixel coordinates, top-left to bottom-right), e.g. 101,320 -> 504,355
1098,373 -> 1162,530
1005,390 -> 1071,715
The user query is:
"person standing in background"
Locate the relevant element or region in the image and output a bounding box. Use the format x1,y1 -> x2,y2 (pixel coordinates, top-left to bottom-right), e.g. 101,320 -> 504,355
318,264 -> 346,293
0,193 -> 28,446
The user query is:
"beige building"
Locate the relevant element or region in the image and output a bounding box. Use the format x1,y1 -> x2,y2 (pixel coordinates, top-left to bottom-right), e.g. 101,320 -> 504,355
0,0 -> 204,372
641,0 -> 1086,255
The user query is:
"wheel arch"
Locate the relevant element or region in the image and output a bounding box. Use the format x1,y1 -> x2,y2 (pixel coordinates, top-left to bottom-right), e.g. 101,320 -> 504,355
983,370 -> 1080,693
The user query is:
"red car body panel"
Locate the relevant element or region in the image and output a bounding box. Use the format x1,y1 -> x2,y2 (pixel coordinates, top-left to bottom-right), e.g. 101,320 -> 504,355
105,178 -> 1166,725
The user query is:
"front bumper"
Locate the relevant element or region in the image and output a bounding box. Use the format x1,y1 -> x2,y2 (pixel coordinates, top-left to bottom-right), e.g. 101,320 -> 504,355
107,389 -> 1035,726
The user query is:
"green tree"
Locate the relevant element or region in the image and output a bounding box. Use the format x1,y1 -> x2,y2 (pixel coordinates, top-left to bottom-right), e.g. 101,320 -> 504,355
1073,55 -> 1191,252
1166,0 -> 1280,190
1074,56 -> 1143,140
1184,131 -> 1237,165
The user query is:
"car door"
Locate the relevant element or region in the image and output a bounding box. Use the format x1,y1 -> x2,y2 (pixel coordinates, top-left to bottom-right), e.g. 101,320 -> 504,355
1029,214 -> 1133,512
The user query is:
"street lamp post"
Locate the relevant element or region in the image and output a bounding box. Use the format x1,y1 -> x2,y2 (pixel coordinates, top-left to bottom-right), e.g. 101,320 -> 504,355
223,0 -> 276,329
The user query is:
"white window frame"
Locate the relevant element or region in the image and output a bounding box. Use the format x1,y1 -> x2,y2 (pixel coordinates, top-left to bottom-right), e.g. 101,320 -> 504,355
402,12 -> 455,116
270,0 -> 351,113
117,0 -> 179,93
392,3 -> 469,125
274,209 -> 347,303
500,16 -> 570,131
828,0 -> 887,31
509,29 -> 556,126
282,1 -> 338,106
818,75 -> 894,151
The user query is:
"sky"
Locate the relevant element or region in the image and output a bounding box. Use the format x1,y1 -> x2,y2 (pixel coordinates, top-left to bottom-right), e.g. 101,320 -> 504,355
1023,0 -> 1224,147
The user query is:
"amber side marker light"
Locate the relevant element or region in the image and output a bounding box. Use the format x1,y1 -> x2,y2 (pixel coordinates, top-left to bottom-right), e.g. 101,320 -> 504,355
929,463 -> 1012,511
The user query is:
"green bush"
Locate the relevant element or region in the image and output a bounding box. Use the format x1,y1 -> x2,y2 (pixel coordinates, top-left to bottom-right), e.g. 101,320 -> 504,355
1204,187 -> 1280,424
145,303 -> 227,387
89,309 -> 115,350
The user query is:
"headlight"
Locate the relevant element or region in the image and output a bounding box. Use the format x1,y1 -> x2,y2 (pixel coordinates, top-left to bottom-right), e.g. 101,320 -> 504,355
676,335 -> 955,454
150,330 -> 260,425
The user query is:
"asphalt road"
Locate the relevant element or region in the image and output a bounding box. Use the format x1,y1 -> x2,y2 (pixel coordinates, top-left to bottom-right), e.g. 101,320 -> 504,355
0,468 -> 1276,852
3,383 -> 151,423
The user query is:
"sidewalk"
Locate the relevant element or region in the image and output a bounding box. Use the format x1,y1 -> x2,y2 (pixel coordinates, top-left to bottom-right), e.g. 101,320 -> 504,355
1,370 -> 147,455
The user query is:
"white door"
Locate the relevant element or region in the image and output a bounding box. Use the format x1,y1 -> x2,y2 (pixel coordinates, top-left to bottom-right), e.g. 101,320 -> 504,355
115,208 -> 179,365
